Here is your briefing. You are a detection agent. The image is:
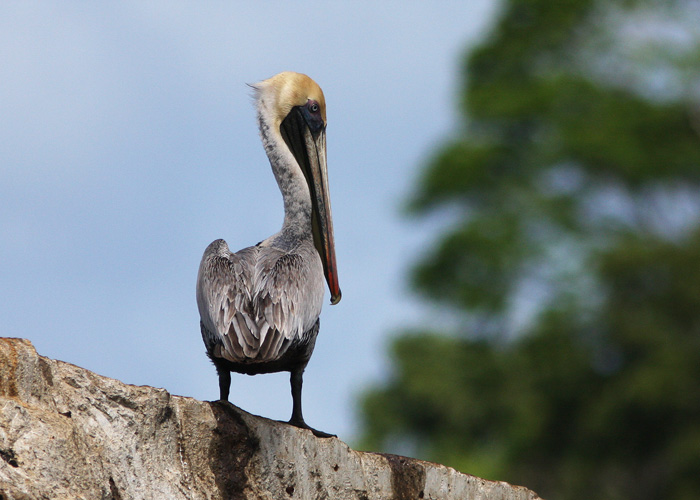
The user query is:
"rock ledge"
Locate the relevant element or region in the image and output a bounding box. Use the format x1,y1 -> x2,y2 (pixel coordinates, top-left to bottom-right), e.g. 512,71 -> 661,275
0,338 -> 541,500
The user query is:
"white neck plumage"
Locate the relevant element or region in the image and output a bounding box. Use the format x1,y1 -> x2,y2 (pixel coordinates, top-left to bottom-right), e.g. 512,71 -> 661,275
256,103 -> 313,246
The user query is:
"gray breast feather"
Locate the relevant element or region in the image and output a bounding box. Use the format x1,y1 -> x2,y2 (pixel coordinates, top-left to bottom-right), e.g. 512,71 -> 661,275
196,239 -> 324,363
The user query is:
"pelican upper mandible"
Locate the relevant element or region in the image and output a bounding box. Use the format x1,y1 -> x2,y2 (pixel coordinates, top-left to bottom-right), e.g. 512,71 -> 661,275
196,72 -> 341,437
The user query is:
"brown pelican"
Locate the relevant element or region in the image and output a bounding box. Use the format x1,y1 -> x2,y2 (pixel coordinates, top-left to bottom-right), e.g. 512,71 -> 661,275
196,72 -> 341,437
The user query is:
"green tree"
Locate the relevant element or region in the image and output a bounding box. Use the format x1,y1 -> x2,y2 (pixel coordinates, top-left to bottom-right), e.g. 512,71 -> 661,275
358,1 -> 700,499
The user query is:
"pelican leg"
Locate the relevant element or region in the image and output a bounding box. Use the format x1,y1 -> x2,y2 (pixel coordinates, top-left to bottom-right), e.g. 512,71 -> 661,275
217,366 -> 231,401
288,368 -> 335,438
289,369 -> 305,424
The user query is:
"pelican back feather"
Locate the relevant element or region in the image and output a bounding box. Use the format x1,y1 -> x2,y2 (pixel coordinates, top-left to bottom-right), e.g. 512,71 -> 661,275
196,239 -> 324,364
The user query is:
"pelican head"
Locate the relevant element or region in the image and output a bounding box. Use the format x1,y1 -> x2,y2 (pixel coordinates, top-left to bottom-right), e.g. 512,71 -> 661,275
252,72 -> 341,305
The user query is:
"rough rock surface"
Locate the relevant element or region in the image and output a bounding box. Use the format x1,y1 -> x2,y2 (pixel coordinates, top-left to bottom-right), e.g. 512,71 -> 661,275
0,338 -> 541,500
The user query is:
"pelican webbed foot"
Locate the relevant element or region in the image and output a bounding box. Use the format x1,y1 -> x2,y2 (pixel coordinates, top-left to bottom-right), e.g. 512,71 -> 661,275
287,417 -> 336,438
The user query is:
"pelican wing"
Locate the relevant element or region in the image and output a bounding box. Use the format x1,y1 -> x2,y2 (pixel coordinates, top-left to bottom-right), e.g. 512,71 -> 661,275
196,239 -> 323,364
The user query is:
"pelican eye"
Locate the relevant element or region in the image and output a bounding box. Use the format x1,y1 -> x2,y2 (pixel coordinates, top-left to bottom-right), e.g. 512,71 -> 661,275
298,99 -> 324,135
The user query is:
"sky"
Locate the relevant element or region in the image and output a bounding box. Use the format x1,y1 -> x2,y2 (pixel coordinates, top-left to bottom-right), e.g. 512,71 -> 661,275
0,1 -> 498,440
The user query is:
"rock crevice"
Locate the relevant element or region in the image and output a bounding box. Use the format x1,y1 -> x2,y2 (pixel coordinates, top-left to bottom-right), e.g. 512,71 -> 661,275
0,338 -> 541,500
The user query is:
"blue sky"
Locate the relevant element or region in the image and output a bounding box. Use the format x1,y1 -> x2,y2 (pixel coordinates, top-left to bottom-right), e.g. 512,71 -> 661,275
1,2 -> 497,439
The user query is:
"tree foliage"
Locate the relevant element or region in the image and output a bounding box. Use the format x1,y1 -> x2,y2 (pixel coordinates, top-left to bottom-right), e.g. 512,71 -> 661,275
358,1 -> 700,499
